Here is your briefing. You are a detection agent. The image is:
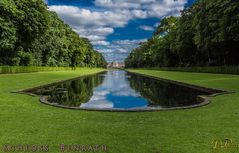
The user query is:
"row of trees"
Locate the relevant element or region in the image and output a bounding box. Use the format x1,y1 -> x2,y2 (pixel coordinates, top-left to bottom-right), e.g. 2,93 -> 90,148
0,0 -> 107,67
125,0 -> 239,68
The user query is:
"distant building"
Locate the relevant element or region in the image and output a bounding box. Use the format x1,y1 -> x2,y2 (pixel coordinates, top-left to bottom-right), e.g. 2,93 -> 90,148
107,61 -> 125,69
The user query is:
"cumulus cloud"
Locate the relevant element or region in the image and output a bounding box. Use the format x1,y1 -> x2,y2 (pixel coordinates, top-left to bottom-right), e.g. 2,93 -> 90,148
138,25 -> 155,31
95,39 -> 147,62
48,0 -> 187,61
94,0 -> 155,9
49,6 -> 131,27
73,26 -> 114,45
74,27 -> 114,37
113,39 -> 147,45
94,0 -> 187,18
92,40 -> 110,46
98,38 -> 147,54
131,10 -> 148,19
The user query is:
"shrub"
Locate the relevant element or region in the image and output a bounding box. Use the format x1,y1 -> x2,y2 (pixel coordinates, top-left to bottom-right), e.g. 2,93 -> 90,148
0,66 -> 73,74
143,66 -> 239,75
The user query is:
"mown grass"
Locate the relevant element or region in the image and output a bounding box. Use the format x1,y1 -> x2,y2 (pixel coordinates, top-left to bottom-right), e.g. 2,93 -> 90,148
0,68 -> 239,153
139,66 -> 239,75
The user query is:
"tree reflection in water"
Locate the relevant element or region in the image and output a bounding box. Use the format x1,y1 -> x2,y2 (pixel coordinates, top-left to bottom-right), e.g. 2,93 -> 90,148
32,74 -> 104,107
128,73 -> 210,108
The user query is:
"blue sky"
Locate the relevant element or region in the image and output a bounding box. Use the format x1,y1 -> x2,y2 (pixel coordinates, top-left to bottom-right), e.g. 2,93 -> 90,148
46,0 -> 196,62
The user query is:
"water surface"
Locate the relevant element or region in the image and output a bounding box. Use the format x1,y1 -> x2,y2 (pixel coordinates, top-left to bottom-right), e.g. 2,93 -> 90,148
29,70 -> 213,110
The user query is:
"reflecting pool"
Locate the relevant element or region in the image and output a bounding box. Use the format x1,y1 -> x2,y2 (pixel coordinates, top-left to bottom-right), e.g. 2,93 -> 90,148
28,70 -> 217,111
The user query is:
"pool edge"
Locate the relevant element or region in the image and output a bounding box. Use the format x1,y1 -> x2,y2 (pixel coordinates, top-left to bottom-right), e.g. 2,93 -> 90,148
12,70 -> 234,112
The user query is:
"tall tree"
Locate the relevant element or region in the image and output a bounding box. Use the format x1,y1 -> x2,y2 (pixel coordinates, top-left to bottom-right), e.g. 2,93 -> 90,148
125,0 -> 239,68
0,0 -> 107,67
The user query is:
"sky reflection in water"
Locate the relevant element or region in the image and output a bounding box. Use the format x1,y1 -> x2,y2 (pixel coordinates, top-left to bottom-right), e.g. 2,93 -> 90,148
80,70 -> 148,109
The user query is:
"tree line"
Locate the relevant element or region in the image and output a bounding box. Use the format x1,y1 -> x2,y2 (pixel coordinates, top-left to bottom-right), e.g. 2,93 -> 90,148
125,0 -> 239,68
0,0 -> 107,68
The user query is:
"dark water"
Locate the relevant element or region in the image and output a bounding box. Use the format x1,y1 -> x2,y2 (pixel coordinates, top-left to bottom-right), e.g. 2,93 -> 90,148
29,70 -> 213,110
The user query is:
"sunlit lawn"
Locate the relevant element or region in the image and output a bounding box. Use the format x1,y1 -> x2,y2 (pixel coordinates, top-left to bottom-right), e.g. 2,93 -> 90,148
0,68 -> 239,153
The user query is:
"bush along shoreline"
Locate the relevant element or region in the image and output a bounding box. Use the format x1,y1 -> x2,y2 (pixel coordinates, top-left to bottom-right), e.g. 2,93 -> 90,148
0,66 -> 102,74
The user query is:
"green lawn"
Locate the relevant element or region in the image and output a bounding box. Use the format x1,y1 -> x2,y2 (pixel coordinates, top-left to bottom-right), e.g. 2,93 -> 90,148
1,68 -> 239,153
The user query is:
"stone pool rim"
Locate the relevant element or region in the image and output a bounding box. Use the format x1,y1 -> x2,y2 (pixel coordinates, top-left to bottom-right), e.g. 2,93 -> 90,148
13,70 -> 233,112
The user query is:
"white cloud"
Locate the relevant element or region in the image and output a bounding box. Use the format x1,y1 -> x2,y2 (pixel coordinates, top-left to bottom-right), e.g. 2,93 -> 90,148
73,26 -> 113,45
94,0 -> 187,18
131,10 -> 148,19
49,6 -> 131,28
94,0 -> 156,9
138,25 -> 154,31
95,38 -> 147,61
92,40 -> 110,46
98,49 -> 115,53
94,0 -> 140,9
74,27 -> 114,37
113,39 -> 147,45
85,35 -> 106,42
49,0 -> 186,30
48,0 -> 187,61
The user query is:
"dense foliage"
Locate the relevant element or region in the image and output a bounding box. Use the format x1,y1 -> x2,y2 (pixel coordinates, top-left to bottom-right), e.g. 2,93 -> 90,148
125,0 -> 239,68
0,66 -> 77,74
0,0 -> 107,68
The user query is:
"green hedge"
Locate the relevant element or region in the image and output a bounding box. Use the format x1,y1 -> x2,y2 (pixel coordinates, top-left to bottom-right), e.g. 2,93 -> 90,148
142,66 -> 239,75
0,66 -> 74,74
